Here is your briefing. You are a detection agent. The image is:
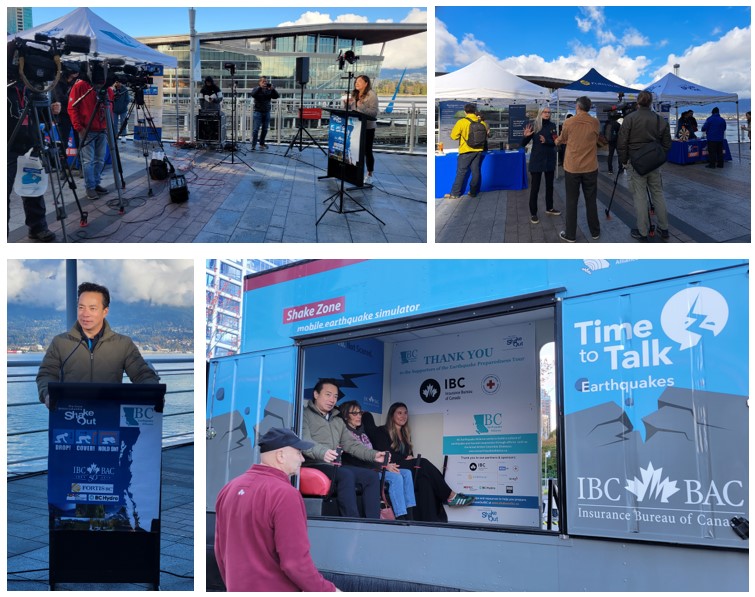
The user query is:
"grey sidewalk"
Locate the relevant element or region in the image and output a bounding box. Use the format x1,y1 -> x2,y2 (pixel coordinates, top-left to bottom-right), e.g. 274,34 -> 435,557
9,140 -> 427,243
436,144 -> 750,243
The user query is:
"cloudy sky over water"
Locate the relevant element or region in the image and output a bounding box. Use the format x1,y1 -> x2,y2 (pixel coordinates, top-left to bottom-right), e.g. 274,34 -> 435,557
7,260 -> 194,309
29,7 -> 428,70
437,6 -> 751,98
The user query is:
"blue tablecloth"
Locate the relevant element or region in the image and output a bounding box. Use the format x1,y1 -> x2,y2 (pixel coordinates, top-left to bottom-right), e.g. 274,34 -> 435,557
435,149 -> 528,198
667,139 -> 731,164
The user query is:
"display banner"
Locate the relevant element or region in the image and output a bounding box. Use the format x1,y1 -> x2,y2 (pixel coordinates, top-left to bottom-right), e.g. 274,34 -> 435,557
134,63 -> 164,141
438,101 -> 466,151
391,323 -> 539,527
508,104 -> 527,147
328,112 -> 363,166
562,268 -> 748,548
48,391 -> 162,532
303,338 -> 384,413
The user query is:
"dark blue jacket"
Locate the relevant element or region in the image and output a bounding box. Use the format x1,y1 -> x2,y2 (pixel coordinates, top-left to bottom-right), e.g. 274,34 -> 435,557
522,119 -> 557,173
702,113 -> 727,142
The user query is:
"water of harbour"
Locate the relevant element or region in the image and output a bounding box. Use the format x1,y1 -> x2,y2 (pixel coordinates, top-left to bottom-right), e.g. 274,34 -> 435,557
7,353 -> 195,476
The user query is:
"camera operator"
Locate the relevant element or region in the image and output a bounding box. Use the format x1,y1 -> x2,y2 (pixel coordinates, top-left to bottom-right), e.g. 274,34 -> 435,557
52,65 -> 79,161
112,79 -> 131,143
7,79 -> 57,242
200,76 -> 223,111
250,76 -> 279,151
68,62 -> 114,199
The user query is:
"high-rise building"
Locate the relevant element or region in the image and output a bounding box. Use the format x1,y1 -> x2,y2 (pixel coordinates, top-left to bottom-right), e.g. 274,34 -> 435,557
7,7 -> 32,34
205,259 -> 298,359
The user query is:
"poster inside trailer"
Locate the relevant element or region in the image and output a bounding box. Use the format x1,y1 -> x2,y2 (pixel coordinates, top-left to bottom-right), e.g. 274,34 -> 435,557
48,396 -> 162,532
391,323 -> 540,527
562,267 -> 748,549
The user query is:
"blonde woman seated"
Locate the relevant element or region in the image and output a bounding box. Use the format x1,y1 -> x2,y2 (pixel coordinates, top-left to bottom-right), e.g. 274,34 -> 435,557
368,402 -> 474,522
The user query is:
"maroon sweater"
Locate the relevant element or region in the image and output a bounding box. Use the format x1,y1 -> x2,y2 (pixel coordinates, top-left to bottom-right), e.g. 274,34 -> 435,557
214,465 -> 337,592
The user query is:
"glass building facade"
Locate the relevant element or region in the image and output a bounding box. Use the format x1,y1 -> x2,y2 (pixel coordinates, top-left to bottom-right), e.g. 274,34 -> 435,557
146,30 -> 381,101
205,259 -> 299,359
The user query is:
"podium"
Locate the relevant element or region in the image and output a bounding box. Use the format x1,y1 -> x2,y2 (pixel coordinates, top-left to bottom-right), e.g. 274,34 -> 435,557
324,108 -> 372,188
47,382 -> 166,590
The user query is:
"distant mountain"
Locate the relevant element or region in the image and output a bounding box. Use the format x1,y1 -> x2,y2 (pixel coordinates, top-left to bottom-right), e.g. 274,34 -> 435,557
379,68 -> 427,82
8,301 -> 193,352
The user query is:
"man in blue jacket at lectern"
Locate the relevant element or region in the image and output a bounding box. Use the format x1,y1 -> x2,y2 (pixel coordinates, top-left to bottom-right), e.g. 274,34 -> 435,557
36,282 -> 160,408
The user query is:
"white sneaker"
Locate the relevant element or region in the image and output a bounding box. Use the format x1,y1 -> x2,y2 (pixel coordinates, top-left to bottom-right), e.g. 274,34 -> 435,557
364,173 -> 373,185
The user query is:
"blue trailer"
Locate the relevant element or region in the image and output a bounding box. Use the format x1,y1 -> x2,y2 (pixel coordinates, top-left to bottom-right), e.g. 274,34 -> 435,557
207,259 -> 748,591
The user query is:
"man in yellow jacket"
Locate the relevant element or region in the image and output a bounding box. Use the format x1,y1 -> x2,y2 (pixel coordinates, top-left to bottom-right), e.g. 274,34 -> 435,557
446,103 -> 486,198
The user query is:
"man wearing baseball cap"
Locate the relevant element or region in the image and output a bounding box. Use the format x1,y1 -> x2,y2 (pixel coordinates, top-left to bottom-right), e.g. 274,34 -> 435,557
214,428 -> 339,591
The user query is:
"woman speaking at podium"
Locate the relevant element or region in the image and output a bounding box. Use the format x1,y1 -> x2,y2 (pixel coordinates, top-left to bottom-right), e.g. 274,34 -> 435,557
345,75 -> 378,185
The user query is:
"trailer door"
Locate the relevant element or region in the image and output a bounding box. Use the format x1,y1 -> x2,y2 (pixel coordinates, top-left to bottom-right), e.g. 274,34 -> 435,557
206,347 -> 298,510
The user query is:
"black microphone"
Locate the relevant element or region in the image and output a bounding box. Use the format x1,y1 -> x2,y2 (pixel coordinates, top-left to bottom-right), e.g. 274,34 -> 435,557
106,58 -> 126,67
59,337 -> 87,382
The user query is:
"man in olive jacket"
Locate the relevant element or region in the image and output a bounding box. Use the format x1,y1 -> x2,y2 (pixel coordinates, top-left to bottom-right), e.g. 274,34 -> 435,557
617,90 -> 672,242
302,378 -> 386,518
36,282 -> 159,408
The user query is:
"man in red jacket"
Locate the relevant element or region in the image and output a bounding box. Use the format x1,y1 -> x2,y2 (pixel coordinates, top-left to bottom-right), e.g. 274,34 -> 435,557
214,428 -> 339,592
68,62 -> 114,199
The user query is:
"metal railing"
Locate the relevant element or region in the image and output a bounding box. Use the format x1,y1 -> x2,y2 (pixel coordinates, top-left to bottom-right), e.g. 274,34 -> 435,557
7,355 -> 194,477
154,97 -> 428,154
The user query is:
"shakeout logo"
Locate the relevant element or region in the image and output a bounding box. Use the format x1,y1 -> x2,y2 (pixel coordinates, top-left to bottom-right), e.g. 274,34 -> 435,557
573,286 -> 728,395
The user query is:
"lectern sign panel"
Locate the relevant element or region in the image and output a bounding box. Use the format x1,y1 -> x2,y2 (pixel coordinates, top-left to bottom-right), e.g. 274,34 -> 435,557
48,391 -> 163,532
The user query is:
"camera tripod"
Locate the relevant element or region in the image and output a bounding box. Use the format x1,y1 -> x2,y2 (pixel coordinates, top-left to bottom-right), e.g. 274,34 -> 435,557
8,86 -> 89,242
285,81 -> 326,157
121,86 -> 176,197
316,70 -> 384,226
211,75 -> 253,171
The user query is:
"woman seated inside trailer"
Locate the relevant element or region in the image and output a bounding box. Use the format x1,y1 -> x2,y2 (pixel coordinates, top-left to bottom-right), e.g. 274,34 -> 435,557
339,400 -> 416,520
368,402 -> 474,523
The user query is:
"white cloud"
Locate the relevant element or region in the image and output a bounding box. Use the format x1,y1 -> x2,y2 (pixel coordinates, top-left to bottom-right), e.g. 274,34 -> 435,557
649,26 -> 751,97
278,11 -> 333,27
364,9 -> 428,70
621,28 -> 650,47
436,17 -> 492,71
576,7 -> 616,45
8,260 -> 194,309
280,10 -> 426,70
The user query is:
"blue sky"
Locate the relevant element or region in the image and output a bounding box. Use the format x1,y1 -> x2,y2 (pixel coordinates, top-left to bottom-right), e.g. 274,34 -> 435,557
437,6 -> 751,98
29,7 -> 427,68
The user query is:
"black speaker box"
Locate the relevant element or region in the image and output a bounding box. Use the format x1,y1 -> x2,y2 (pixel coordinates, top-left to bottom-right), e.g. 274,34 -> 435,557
197,116 -> 221,142
295,56 -> 310,85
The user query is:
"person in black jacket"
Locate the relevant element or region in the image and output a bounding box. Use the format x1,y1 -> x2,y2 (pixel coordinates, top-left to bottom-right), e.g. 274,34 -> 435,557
522,106 -> 560,224
367,402 -> 474,522
7,81 -> 56,242
603,114 -> 623,174
52,67 -> 79,157
250,76 -> 279,150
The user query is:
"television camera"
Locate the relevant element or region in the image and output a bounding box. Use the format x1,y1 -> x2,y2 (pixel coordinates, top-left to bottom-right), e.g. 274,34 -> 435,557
9,33 -> 91,92
336,49 -> 359,71
604,101 -> 637,120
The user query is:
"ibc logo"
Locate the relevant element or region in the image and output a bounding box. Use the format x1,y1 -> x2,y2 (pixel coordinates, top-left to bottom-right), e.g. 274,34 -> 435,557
120,405 -> 157,427
400,350 -> 418,364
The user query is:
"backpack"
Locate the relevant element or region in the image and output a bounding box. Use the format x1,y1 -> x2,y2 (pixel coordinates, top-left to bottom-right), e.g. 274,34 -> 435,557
465,117 -> 488,149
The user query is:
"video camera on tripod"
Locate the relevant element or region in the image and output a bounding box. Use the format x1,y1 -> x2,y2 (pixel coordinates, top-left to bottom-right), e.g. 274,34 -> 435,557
117,64 -> 159,89
9,33 -> 91,92
603,101 -> 637,119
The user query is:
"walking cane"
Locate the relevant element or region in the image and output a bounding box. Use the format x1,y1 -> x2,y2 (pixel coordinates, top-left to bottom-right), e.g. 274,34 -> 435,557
604,168 -> 621,219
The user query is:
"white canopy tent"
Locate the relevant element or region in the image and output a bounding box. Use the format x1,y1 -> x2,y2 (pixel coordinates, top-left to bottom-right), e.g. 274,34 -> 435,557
645,72 -> 741,160
8,7 -> 177,67
436,55 -> 549,102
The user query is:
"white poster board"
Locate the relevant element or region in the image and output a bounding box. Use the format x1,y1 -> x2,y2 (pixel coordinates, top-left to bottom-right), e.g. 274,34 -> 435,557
391,322 -> 540,526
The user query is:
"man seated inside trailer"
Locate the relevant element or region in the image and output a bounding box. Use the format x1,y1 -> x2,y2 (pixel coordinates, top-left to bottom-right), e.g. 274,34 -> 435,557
302,378 -> 387,518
